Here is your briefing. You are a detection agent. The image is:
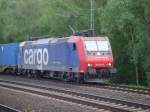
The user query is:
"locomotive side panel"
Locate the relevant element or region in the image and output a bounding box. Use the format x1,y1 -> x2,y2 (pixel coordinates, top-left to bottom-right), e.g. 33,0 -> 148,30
18,42 -> 69,72
48,42 -> 68,71
67,43 -> 80,72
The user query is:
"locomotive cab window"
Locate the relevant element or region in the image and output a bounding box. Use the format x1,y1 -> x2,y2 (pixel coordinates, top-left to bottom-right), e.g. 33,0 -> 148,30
97,41 -> 109,51
84,40 -> 111,55
84,41 -> 98,51
73,43 -> 76,51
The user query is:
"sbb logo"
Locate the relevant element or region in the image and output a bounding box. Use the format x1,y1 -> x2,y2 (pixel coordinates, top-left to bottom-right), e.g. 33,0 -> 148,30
24,48 -> 49,65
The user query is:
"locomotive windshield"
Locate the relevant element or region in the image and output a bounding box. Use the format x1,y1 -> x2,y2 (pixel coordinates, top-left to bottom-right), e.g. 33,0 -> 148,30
84,41 -> 98,51
97,41 -> 109,51
84,40 -> 111,55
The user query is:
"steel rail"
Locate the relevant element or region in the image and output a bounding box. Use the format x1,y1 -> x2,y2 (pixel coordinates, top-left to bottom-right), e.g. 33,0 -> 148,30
0,104 -> 21,112
0,79 -> 149,112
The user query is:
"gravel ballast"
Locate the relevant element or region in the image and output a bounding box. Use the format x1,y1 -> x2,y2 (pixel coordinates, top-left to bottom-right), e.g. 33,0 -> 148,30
0,86 -> 105,112
0,75 -> 150,107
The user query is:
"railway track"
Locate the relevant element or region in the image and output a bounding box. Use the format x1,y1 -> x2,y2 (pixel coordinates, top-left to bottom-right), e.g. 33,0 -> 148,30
0,79 -> 149,112
0,74 -> 150,96
83,83 -> 150,96
0,104 -> 20,112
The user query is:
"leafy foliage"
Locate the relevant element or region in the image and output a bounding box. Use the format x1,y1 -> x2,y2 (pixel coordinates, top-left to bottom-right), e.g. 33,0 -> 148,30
0,0 -> 150,86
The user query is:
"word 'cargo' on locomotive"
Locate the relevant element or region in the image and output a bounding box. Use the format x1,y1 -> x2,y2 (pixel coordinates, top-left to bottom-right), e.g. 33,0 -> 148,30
0,30 -> 116,83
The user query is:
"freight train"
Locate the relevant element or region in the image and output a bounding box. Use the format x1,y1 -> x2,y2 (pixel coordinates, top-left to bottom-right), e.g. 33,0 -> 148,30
0,30 -> 116,83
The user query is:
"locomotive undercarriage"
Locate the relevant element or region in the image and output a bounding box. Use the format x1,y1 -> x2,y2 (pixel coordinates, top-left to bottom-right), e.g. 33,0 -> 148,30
84,68 -> 113,83
15,69 -> 85,83
1,66 -> 113,83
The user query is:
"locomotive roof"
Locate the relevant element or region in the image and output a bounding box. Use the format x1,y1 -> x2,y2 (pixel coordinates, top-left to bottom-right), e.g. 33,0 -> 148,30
21,37 -> 69,46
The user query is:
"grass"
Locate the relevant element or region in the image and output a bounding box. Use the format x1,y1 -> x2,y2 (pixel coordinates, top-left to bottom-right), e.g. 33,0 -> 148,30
126,84 -> 150,89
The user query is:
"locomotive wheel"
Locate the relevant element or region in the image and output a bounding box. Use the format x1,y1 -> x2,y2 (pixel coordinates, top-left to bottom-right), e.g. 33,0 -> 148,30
27,72 -> 32,78
76,73 -> 84,84
63,73 -> 69,82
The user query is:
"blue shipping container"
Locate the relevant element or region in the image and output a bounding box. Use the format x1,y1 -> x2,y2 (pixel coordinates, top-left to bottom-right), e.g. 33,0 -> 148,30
0,43 -> 19,65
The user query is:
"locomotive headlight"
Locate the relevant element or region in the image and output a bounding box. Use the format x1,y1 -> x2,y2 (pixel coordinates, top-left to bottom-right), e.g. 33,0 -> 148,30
88,64 -> 92,67
108,63 -> 112,66
97,52 -> 101,56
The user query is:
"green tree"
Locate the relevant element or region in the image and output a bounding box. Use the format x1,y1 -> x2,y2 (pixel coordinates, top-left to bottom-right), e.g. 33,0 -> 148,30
0,0 -> 150,86
100,0 -> 150,86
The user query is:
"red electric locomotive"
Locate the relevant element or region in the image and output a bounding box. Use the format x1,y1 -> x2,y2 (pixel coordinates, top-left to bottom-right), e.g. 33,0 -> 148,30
68,30 -> 115,83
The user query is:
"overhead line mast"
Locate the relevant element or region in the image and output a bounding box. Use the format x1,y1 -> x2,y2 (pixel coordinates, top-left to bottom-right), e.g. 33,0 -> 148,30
91,0 -> 95,36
